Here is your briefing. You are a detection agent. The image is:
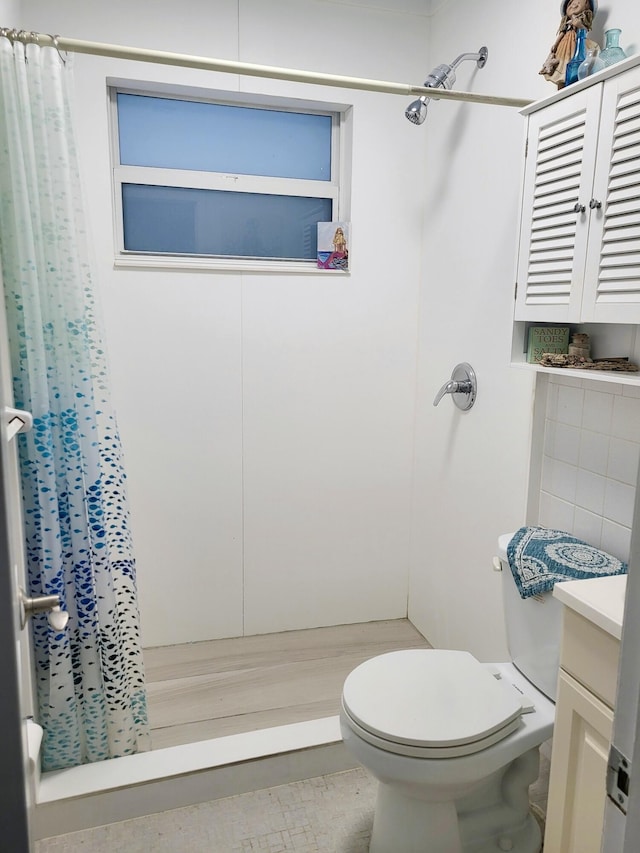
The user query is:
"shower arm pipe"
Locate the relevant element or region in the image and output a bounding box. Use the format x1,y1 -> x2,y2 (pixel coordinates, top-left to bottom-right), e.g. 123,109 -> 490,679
1,30 -> 533,109
449,51 -> 486,70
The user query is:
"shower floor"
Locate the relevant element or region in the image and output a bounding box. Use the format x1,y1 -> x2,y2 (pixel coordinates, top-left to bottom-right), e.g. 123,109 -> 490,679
144,618 -> 431,750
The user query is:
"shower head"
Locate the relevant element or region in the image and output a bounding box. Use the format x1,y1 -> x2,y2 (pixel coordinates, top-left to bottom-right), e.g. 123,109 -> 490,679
405,46 -> 488,126
405,97 -> 429,125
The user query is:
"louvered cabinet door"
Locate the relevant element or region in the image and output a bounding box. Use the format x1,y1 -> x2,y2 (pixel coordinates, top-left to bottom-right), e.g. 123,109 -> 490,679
515,87 -> 602,322
582,65 -> 640,322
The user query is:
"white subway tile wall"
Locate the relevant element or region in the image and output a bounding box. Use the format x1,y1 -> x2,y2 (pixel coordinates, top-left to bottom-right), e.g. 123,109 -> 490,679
538,376 -> 640,562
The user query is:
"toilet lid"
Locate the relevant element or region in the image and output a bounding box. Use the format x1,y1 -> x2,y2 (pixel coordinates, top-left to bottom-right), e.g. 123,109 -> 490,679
342,649 -> 525,752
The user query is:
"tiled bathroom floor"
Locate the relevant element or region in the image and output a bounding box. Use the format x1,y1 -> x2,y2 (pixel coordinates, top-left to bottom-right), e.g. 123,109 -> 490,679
35,751 -> 550,852
36,767 -> 377,853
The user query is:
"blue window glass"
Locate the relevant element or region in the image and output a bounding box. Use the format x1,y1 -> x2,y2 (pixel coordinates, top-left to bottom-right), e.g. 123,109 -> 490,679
117,94 -> 332,181
122,184 -> 333,260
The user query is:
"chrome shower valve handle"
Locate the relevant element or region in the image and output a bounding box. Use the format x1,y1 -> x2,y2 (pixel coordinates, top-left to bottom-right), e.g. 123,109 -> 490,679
433,363 -> 477,410
433,379 -> 464,406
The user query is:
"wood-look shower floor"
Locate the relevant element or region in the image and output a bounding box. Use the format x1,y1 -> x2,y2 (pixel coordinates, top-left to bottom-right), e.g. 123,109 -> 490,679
144,618 -> 431,750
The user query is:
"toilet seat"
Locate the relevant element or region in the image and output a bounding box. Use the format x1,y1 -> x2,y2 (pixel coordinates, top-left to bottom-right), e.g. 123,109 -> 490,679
341,649 -> 528,759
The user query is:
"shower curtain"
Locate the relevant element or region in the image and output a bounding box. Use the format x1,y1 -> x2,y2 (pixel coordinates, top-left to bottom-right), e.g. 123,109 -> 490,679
0,35 -> 149,770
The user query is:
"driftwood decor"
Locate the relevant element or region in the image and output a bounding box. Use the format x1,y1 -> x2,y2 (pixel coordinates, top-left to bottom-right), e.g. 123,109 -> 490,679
538,353 -> 639,372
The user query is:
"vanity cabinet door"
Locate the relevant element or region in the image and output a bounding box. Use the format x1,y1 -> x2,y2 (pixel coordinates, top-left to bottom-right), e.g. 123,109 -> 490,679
515,86 -> 602,323
581,64 -> 640,323
544,669 -> 614,853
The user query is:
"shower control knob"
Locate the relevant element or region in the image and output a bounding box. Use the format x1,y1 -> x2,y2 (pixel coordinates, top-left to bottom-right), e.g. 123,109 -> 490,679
433,362 -> 477,411
573,202 -> 586,214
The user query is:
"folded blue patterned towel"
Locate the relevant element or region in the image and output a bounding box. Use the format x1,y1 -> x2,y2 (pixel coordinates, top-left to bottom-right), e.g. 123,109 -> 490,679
507,526 -> 628,599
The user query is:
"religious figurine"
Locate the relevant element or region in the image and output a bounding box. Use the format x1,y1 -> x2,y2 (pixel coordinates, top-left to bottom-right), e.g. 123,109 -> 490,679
332,226 -> 348,257
540,0 -> 599,89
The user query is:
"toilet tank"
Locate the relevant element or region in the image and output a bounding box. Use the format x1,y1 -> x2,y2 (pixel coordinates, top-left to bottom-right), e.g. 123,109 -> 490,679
498,533 -> 564,702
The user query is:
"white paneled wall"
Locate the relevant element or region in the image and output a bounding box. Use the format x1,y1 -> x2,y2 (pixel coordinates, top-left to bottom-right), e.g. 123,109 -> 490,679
18,0 -> 429,648
408,0 -> 640,662
12,0 -> 640,658
535,375 -> 640,563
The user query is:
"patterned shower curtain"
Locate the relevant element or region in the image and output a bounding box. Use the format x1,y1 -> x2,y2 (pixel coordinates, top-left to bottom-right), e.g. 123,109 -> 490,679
0,35 -> 149,771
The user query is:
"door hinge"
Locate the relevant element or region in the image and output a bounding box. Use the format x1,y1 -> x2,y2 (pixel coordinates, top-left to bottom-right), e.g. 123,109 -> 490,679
607,744 -> 631,814
525,138 -> 529,159
514,281 -> 518,300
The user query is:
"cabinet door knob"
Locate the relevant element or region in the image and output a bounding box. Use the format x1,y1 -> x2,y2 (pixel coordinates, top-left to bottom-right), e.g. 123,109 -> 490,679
589,198 -> 602,209
573,202 -> 586,214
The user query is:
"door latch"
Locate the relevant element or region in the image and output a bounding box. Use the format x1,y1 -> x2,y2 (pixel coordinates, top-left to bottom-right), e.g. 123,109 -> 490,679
606,744 -> 631,814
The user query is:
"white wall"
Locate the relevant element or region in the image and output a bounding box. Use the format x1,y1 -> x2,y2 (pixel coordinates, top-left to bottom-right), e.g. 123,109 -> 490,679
0,0 -> 20,25
13,0 -> 640,658
17,0 -> 430,647
407,0 -> 640,661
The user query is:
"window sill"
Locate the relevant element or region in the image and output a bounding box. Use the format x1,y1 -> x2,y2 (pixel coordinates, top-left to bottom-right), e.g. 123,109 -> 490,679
113,254 -> 350,275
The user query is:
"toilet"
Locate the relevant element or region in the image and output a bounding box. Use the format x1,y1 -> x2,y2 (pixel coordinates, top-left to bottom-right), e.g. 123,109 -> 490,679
340,534 -> 563,853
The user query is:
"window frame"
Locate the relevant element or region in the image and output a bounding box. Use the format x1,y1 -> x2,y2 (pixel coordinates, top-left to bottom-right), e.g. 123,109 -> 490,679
107,79 -> 352,273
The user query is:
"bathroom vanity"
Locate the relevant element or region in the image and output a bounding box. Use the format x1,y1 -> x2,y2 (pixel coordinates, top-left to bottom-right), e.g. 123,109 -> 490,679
544,573 -> 627,853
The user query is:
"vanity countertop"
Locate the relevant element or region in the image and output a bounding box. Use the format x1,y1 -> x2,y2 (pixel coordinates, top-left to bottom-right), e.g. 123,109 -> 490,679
553,574 -> 627,640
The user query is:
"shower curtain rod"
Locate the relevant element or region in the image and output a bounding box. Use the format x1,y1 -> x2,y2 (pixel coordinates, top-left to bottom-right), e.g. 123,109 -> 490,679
1,28 -> 533,109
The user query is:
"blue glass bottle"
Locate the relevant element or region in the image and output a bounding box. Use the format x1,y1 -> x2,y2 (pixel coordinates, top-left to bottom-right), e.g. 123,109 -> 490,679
565,28 -> 587,87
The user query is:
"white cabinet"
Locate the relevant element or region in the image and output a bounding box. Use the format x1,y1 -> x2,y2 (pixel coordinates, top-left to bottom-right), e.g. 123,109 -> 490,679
515,59 -> 640,325
546,670 -> 613,853
544,603 -> 621,852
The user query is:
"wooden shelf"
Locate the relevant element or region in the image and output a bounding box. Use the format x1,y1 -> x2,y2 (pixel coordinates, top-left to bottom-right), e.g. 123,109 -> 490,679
510,360 -> 640,386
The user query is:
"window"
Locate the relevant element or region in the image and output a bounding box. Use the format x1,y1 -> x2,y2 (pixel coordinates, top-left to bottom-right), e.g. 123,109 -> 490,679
109,83 -> 350,270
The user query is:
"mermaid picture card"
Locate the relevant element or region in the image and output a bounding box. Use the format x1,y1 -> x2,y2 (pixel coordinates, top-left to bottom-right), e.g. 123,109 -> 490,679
317,221 -> 350,270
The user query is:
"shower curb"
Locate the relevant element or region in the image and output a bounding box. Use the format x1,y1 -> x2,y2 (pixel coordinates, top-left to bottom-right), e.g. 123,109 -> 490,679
35,716 -> 355,839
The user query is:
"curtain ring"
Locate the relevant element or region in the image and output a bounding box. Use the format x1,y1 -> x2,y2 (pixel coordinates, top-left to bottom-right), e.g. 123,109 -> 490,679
13,30 -> 32,62
52,34 -> 67,65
